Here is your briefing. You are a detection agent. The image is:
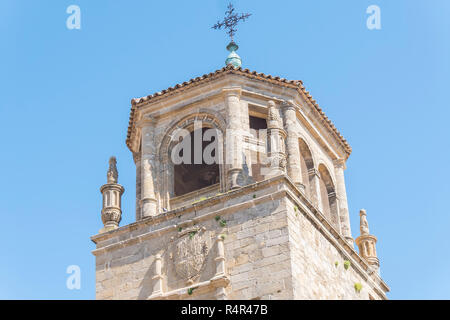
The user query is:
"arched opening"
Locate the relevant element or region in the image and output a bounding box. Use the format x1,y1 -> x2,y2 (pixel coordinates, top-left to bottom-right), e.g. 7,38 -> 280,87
298,139 -> 314,200
172,127 -> 220,197
249,115 -> 268,183
158,113 -> 226,211
318,164 -> 339,228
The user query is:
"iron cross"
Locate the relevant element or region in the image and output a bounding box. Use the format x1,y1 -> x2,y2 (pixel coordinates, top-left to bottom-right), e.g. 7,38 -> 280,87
212,3 -> 251,41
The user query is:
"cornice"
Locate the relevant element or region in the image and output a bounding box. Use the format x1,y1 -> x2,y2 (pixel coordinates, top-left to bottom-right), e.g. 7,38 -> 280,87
126,66 -> 352,158
91,174 -> 389,296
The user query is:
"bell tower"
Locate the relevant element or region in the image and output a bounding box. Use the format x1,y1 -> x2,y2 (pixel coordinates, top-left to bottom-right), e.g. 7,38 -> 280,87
91,4 -> 389,300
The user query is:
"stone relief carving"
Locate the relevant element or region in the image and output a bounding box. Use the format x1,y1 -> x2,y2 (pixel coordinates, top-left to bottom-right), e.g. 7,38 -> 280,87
101,208 -> 121,226
267,101 -> 283,129
170,227 -> 210,284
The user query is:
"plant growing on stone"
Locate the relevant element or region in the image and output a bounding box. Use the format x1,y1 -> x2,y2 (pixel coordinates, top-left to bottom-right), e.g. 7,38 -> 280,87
178,227 -> 182,232
187,287 -> 197,295
344,260 -> 351,270
192,197 -> 207,205
354,282 -> 362,293
219,219 -> 227,227
253,194 -> 256,199
220,234 -> 227,240
334,261 -> 339,268
189,231 -> 197,239
215,215 -> 221,221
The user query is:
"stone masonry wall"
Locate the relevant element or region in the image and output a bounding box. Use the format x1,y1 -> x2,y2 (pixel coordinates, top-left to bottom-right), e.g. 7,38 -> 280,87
286,197 -> 384,299
93,176 -> 388,300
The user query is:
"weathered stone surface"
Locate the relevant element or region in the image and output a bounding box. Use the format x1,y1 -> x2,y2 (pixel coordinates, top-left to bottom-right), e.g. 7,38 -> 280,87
92,177 -> 388,300
93,71 -> 389,300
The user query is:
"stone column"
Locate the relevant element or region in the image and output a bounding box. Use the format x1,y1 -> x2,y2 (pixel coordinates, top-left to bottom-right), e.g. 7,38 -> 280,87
214,236 -> 226,277
99,157 -> 125,233
309,168 -> 323,212
266,101 -> 287,178
214,236 -> 227,300
134,152 -> 142,221
224,87 -> 244,190
140,119 -> 158,218
152,254 -> 163,296
334,159 -> 353,245
355,209 -> 380,272
281,101 -> 304,191
328,191 -> 342,232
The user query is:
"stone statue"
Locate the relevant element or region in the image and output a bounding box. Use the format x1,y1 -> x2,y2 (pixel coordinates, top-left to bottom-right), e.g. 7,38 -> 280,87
107,156 -> 118,184
359,209 -> 370,235
267,101 -> 282,128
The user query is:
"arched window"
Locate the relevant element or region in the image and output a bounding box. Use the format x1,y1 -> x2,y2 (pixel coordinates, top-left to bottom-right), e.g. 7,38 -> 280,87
249,115 -> 268,183
318,164 -> 339,229
298,139 -> 314,200
172,127 -> 220,197
158,112 -> 226,211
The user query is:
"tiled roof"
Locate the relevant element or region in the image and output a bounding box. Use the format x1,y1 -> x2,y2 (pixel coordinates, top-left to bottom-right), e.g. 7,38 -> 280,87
126,65 -> 352,157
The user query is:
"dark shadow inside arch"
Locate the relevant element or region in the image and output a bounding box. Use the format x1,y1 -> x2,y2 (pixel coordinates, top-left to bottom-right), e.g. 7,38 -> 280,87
173,127 -> 220,197
318,164 -> 339,228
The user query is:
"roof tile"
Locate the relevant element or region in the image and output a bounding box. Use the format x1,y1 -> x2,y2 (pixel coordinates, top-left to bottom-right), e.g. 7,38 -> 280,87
126,65 -> 351,157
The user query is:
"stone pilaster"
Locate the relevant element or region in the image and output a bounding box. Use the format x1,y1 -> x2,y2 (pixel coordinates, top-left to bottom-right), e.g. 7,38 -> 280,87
134,152 -> 142,221
308,168 -> 323,212
280,101 -> 304,191
214,236 -> 226,277
355,209 -> 380,272
152,254 -> 163,296
214,236 -> 228,300
266,101 -> 287,178
139,119 -> 158,218
99,157 -> 125,233
224,87 -> 244,190
334,159 -> 353,245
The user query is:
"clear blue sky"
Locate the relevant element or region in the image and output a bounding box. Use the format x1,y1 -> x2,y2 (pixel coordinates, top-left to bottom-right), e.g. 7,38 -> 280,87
1,0 -> 449,300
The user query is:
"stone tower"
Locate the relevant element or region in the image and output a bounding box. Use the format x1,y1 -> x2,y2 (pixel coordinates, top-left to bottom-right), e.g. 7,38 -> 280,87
91,44 -> 389,299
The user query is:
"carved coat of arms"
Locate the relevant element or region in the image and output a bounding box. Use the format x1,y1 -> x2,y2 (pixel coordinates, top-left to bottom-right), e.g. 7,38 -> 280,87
171,227 -> 210,283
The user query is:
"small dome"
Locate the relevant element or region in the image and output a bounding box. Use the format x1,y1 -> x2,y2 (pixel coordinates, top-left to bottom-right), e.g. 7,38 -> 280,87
225,41 -> 242,68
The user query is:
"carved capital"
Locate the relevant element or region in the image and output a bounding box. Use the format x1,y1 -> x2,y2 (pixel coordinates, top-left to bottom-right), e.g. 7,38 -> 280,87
328,191 -> 337,199
133,152 -> 141,164
222,87 -> 242,98
136,118 -> 157,129
267,101 -> 284,130
333,158 -> 346,170
101,207 -> 122,226
280,100 -> 297,112
308,168 -> 320,178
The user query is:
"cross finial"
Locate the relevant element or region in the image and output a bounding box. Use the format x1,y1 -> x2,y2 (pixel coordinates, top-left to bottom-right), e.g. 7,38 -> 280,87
212,3 -> 251,41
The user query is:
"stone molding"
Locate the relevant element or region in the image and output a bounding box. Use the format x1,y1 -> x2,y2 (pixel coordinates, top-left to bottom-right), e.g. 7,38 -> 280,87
127,67 -> 352,159
149,275 -> 230,300
91,175 -> 389,297
158,112 -> 226,163
148,234 -> 229,300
